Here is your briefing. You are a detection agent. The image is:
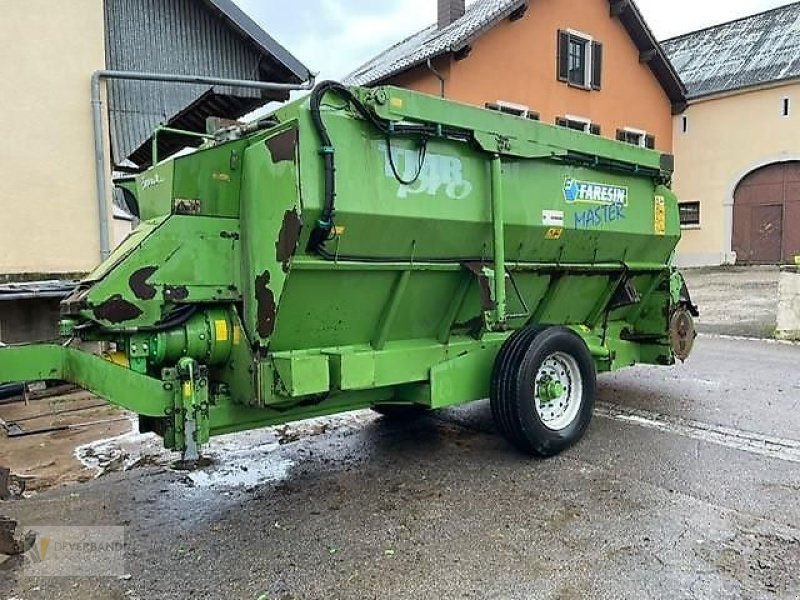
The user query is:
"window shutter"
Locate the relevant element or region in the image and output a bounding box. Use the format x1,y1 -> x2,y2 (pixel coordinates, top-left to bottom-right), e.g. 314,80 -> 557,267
645,134 -> 656,149
591,41 -> 603,90
557,30 -> 569,82
590,123 -> 601,136
616,129 -> 625,141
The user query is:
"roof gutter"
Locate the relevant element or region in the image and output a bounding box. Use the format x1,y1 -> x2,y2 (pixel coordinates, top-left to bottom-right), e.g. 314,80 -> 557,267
90,70 -> 316,260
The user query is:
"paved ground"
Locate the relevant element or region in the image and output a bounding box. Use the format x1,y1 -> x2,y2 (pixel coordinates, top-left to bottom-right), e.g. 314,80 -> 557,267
1,334 -> 799,600
682,267 -> 779,339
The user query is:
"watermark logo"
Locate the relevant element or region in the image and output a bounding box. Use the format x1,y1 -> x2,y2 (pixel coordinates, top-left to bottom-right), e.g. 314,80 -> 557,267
22,526 -> 125,577
563,177 -> 628,207
27,535 -> 51,563
377,141 -> 473,200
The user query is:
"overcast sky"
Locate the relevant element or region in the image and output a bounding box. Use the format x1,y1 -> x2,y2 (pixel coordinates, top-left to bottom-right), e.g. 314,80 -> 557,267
232,0 -> 793,81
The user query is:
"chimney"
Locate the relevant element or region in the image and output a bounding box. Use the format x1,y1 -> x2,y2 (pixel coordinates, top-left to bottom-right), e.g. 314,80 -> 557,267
438,0 -> 465,29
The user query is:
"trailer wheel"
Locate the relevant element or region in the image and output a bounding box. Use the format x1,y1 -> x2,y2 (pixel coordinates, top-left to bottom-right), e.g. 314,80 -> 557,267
491,326 -> 596,456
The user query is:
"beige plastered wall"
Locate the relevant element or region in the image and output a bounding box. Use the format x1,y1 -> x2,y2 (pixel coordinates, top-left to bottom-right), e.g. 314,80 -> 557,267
0,0 -> 109,278
672,81 -> 800,267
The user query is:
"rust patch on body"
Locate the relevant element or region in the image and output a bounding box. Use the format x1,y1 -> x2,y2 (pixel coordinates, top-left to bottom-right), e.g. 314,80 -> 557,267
129,266 -> 158,300
93,295 -> 143,323
462,261 -> 496,311
265,128 -> 298,164
164,285 -> 189,301
276,209 -> 303,272
255,271 -> 276,338
452,316 -> 485,338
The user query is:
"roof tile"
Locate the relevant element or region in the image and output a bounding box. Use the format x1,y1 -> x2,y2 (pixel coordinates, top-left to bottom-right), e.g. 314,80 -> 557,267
344,0 -> 523,85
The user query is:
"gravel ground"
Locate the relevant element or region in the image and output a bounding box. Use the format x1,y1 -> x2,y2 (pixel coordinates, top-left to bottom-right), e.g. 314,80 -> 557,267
681,266 -> 779,339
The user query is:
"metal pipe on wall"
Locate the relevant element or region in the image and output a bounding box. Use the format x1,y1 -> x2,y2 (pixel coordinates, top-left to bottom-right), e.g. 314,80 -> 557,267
90,70 -> 316,260
426,58 -> 446,98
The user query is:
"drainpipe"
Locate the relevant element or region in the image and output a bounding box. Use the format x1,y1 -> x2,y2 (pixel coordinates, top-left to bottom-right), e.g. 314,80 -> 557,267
426,58 -> 446,98
90,70 -> 316,260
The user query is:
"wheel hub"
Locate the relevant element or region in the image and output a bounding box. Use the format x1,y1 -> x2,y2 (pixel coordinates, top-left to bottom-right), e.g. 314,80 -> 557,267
533,352 -> 583,431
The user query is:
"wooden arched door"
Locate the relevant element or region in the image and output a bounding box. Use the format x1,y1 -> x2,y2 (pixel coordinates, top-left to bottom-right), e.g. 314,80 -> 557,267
733,161 -> 800,264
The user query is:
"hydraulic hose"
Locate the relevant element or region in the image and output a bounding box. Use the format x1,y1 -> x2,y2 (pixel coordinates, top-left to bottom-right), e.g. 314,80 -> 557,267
307,81 -> 463,252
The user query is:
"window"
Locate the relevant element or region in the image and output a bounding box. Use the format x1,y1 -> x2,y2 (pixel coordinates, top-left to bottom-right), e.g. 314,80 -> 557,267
616,127 -> 655,149
558,30 -> 602,90
679,202 -> 701,227
568,37 -> 587,85
783,97 -> 791,117
556,115 -> 601,135
485,101 -> 540,121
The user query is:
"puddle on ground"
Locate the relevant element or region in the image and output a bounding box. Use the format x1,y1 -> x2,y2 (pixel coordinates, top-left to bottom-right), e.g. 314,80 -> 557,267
75,411 -> 377,489
179,429 -> 293,489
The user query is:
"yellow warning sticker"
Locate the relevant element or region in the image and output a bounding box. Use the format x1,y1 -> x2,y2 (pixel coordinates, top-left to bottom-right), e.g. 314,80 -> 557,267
390,97 -> 403,108
654,196 -> 666,236
232,325 -> 241,346
334,225 -> 346,236
214,319 -> 229,342
545,227 -> 564,240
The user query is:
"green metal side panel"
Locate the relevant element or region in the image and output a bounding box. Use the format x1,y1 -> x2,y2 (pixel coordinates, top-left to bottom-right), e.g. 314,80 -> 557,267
240,122 -> 302,354
66,216 -> 241,329
170,141 -> 248,218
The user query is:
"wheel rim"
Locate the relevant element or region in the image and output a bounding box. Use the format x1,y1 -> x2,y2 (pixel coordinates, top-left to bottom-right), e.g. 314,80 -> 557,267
533,351 -> 583,431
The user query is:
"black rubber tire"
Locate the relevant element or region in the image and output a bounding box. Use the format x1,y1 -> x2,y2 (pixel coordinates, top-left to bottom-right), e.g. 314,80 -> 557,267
371,404 -> 429,420
490,326 -> 596,457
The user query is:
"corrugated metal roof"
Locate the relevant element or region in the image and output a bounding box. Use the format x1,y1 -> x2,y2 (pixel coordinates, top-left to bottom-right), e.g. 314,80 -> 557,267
105,0 -> 311,167
345,0 -> 525,86
202,0 -> 311,82
662,2 -> 800,99
344,0 -> 685,109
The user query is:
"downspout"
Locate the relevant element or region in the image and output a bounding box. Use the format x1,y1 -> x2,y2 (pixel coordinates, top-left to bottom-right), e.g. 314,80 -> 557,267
91,70 -> 316,260
426,58 -> 446,98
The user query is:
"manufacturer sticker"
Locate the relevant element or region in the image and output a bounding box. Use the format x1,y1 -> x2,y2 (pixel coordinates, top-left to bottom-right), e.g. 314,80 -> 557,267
542,210 -> 565,227
654,195 -> 666,236
545,228 -> 564,240
564,177 -> 628,207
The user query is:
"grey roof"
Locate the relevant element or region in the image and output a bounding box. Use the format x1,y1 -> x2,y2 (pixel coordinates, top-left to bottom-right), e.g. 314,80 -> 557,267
105,0 -> 311,167
202,0 -> 312,82
345,0 -> 526,85
344,0 -> 685,109
661,2 -> 800,99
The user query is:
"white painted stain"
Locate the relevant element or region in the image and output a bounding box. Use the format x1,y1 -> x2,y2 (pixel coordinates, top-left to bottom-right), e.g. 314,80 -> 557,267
596,401 -> 800,464
377,141 -> 473,200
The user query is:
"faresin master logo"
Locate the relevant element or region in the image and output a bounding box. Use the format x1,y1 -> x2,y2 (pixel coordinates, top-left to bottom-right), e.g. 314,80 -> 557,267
563,177 -> 628,207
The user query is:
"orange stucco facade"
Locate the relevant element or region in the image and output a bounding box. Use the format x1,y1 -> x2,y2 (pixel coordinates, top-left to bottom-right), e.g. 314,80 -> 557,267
387,0 -> 673,152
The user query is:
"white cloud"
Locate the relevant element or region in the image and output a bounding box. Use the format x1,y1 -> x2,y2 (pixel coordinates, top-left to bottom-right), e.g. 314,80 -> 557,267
234,0 -> 794,83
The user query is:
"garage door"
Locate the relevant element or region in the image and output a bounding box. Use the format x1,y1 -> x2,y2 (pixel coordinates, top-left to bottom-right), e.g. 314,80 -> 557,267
733,161 -> 800,264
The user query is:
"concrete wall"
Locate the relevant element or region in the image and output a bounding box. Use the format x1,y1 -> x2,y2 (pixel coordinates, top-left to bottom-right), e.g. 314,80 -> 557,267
0,0 -> 108,278
389,0 -> 674,152
672,82 -> 800,267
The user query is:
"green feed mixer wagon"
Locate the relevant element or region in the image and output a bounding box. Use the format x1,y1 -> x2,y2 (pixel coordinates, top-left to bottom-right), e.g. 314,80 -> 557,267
0,82 -> 697,460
